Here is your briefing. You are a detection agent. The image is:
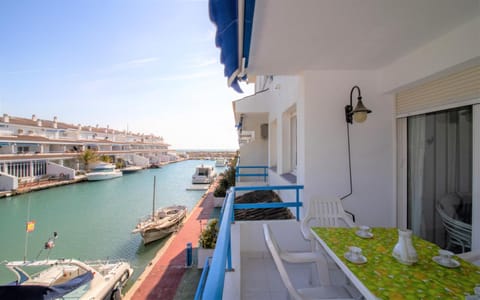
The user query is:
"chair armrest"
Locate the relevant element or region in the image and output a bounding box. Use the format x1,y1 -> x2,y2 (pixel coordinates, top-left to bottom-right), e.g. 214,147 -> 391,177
280,250 -> 324,264
340,213 -> 356,228
343,210 -> 356,223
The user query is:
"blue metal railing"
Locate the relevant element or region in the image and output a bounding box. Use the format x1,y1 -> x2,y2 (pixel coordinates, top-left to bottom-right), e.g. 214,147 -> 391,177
195,184 -> 304,300
233,185 -> 303,221
194,256 -> 211,300
235,165 -> 269,182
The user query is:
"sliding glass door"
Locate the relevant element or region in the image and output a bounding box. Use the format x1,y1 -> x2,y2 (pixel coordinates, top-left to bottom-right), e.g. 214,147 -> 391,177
407,106 -> 472,253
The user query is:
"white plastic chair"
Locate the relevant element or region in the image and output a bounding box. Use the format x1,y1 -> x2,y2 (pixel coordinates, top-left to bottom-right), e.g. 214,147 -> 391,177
436,203 -> 472,253
301,198 -> 356,243
263,223 -> 354,300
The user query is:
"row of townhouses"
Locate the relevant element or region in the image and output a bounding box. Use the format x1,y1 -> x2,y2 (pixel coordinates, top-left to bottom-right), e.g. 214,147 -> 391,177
0,113 -> 176,191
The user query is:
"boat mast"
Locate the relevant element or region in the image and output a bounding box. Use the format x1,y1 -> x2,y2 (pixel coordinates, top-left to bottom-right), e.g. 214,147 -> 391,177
152,176 -> 156,221
23,198 -> 31,262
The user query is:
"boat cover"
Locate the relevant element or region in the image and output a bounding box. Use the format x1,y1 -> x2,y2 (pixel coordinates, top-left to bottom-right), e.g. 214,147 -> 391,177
0,271 -> 93,300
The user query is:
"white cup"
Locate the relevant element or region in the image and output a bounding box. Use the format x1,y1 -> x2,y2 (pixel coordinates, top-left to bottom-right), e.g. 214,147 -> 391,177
349,246 -> 362,260
438,249 -> 453,264
359,225 -> 371,235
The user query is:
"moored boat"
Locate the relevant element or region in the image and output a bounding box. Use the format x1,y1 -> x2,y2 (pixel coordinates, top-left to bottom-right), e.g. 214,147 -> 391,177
191,164 -> 216,184
0,232 -> 133,300
0,258 -> 133,300
120,165 -> 143,174
132,205 -> 187,244
86,162 -> 122,181
132,176 -> 187,245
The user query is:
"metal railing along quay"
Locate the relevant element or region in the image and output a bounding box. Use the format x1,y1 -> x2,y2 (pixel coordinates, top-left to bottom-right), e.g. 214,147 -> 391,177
195,183 -> 304,300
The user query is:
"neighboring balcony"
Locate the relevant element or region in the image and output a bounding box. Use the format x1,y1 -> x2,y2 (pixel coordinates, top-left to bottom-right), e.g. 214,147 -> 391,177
195,164 -> 307,300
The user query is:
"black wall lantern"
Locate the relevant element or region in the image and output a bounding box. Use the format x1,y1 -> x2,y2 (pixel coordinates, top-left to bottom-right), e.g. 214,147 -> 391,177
345,85 -> 371,124
341,85 -> 372,221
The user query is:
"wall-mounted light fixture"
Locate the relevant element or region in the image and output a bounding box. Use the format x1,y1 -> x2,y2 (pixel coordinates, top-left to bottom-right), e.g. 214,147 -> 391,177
341,86 -> 372,222
344,85 -> 371,124
236,114 -> 244,133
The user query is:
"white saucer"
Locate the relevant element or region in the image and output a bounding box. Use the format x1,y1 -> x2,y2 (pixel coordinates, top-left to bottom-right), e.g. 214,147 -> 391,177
356,230 -> 374,239
344,252 -> 367,264
432,256 -> 460,268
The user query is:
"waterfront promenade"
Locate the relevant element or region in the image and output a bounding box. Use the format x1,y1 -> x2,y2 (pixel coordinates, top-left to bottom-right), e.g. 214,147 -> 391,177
125,180 -> 217,300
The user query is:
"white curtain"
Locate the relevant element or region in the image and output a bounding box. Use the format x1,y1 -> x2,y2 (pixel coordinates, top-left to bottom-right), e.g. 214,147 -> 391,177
408,115 -> 426,236
408,107 -> 472,246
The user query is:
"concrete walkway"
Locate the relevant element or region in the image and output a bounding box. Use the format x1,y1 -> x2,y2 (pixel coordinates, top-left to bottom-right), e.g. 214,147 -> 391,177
126,182 -> 217,300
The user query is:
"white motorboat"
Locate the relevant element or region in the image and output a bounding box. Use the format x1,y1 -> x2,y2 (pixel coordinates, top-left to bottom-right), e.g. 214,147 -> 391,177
86,162 -> 122,181
0,258 -> 133,300
0,233 -> 133,300
120,165 -> 143,174
192,164 -> 216,184
132,177 -> 187,245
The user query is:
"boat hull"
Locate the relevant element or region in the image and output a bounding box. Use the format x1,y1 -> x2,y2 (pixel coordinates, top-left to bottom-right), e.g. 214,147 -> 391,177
192,177 -> 214,184
121,166 -> 143,174
140,222 -> 183,244
133,205 -> 187,245
86,171 -> 123,181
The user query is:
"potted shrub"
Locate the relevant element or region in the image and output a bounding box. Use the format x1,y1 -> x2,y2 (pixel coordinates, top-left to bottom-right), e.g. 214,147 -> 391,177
213,177 -> 229,207
197,218 -> 218,268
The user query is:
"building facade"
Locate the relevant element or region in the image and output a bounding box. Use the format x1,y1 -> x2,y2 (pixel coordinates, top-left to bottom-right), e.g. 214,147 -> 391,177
0,113 -> 174,190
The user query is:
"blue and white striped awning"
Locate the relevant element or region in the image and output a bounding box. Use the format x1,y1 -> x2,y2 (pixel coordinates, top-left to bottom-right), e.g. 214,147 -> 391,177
209,0 -> 255,93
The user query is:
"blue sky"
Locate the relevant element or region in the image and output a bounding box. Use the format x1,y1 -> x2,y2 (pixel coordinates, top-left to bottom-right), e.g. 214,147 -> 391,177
0,0 -> 252,150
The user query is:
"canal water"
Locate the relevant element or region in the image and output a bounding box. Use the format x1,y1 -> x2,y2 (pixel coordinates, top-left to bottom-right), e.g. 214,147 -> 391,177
0,159 -> 224,286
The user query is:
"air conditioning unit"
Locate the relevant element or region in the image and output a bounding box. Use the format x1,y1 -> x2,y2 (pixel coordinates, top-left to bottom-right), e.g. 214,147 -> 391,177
260,123 -> 268,139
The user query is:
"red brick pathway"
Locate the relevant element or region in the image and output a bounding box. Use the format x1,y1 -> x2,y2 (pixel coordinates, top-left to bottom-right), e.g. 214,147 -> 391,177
127,184 -> 216,300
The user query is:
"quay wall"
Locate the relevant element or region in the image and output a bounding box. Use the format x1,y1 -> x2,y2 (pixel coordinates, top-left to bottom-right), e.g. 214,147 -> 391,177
0,172 -> 17,191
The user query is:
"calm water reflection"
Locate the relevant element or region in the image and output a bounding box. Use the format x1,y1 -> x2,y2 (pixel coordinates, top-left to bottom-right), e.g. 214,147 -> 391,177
0,160 -> 218,286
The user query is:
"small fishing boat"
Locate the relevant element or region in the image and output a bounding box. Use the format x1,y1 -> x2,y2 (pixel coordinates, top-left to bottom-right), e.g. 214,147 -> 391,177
191,164 -> 216,184
0,233 -> 133,300
132,177 -> 187,245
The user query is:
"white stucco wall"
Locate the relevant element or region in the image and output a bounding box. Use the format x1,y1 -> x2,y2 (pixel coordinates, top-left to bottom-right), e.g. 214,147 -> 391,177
266,76 -> 303,175
302,71 -> 395,227
0,172 -> 18,191
238,113 -> 269,168
262,72 -> 395,226
47,162 -> 75,179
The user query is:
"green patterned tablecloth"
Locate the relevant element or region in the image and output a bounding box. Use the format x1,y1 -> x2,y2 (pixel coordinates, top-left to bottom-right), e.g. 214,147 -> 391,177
312,227 -> 480,299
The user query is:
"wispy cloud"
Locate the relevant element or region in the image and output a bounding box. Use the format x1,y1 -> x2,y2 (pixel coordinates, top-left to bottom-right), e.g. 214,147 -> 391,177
192,58 -> 217,68
151,70 -> 217,81
111,57 -> 159,70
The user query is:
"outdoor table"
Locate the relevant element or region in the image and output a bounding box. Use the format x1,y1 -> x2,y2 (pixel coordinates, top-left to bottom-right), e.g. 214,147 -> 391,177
311,227 -> 480,299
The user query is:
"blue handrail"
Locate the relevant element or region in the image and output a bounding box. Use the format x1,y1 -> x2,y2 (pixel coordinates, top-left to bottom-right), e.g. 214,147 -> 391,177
194,256 -> 211,300
235,165 -> 269,182
196,184 -> 304,300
